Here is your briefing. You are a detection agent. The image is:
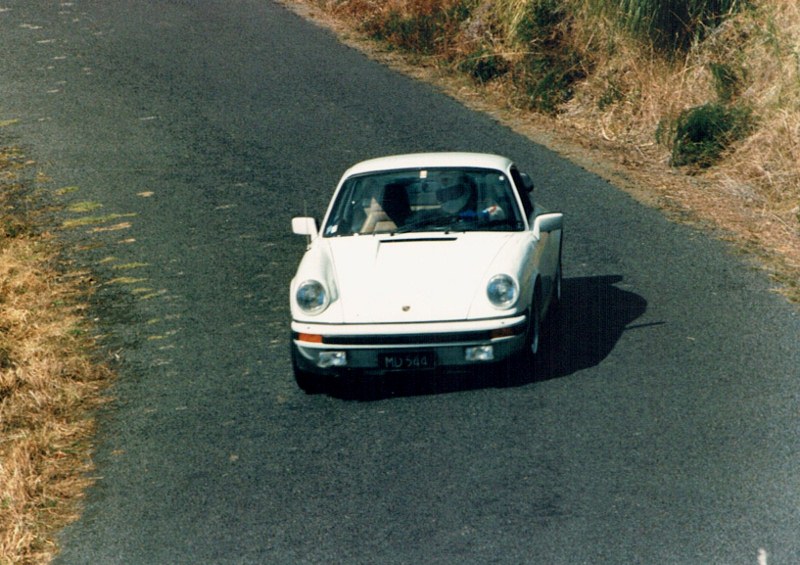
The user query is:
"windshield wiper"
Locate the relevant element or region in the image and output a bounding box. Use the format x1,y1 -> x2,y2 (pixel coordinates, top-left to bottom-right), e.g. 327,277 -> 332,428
392,217 -> 453,235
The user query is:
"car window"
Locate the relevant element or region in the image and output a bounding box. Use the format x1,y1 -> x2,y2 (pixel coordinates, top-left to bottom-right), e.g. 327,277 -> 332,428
323,168 -> 525,237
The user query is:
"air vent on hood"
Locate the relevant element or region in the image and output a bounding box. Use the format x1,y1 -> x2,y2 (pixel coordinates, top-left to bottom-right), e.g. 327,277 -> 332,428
380,237 -> 458,243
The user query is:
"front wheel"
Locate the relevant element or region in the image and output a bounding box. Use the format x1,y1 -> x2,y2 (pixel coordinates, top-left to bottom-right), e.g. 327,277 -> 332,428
291,344 -> 327,394
527,296 -> 542,358
503,292 -> 541,383
553,257 -> 562,306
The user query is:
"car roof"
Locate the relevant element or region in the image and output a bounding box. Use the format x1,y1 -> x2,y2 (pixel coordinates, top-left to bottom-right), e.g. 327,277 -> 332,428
342,152 -> 514,178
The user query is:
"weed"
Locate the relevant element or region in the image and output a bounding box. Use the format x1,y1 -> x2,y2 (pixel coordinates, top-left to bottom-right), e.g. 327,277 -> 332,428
362,0 -> 476,56
1,217 -> 30,238
380,11 -> 439,53
669,102 -> 753,167
521,51 -> 586,114
606,0 -> 745,52
498,0 -> 587,113
709,62 -> 741,103
598,81 -> 624,110
459,47 -> 509,82
516,0 -> 563,45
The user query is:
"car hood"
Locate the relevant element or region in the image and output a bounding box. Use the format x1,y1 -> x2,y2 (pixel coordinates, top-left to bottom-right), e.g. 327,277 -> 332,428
326,233 -> 514,323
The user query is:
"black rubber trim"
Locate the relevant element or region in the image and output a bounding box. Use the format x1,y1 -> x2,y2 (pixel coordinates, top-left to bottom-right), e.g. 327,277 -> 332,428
293,320 -> 526,346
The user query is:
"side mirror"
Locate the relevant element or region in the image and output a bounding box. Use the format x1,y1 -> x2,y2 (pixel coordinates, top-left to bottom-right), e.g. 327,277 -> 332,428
532,212 -> 562,239
520,172 -> 534,193
292,217 -> 318,237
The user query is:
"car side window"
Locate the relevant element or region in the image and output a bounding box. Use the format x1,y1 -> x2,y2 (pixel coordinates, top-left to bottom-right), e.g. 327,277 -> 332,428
510,166 -> 534,220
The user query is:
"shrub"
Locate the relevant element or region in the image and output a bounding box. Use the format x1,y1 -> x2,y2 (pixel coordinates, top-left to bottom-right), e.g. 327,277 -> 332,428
669,102 -> 752,167
459,47 -> 509,82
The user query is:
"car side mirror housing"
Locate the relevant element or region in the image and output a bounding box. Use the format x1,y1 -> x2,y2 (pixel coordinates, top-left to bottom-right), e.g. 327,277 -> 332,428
532,212 -> 562,239
292,217 -> 319,237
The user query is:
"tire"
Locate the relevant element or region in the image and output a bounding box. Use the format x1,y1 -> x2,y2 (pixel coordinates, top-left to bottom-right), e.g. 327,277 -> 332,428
291,343 -> 327,394
527,293 -> 542,358
553,257 -> 562,307
544,257 -> 562,325
504,287 -> 541,383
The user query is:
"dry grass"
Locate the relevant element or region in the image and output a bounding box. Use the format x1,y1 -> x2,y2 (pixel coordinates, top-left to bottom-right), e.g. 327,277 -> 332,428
0,147 -> 111,564
297,0 -> 800,301
567,0 -> 800,296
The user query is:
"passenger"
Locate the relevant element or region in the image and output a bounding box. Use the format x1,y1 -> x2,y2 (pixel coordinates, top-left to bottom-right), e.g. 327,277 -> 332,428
381,182 -> 411,226
360,182 -> 411,233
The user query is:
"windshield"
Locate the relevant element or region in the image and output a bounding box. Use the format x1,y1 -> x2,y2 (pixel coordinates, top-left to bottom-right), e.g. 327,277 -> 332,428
323,167 -> 525,237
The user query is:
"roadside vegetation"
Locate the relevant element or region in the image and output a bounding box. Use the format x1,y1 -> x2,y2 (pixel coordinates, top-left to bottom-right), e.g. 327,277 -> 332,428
301,0 -> 799,301
0,145 -> 110,564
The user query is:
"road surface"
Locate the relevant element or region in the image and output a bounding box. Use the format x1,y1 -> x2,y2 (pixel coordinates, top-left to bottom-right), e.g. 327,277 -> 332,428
0,1 -> 798,563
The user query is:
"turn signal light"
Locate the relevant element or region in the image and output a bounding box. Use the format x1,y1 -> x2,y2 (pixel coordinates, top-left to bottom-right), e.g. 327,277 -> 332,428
490,327 -> 515,339
298,333 -> 323,344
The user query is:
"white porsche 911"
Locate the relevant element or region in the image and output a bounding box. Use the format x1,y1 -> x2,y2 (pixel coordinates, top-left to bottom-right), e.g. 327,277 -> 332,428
289,152 -> 563,392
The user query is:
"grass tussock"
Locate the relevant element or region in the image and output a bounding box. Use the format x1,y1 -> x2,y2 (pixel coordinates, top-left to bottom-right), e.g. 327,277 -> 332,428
306,0 -> 800,300
0,147 -> 111,564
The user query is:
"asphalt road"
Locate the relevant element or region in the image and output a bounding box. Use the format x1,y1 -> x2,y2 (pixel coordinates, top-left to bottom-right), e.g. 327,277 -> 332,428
1,1 -> 799,563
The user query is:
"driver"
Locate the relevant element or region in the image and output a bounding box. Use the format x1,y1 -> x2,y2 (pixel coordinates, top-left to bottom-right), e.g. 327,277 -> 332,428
436,176 -> 474,215
436,174 -> 506,222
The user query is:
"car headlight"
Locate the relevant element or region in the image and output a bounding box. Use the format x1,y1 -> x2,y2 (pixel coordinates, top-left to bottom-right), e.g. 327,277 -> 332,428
487,274 -> 518,309
296,280 -> 329,314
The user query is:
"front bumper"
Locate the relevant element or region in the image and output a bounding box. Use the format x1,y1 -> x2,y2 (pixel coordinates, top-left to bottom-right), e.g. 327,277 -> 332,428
291,315 -> 527,375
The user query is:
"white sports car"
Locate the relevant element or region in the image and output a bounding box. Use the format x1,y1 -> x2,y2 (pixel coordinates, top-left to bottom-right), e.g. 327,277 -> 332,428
290,152 -> 563,392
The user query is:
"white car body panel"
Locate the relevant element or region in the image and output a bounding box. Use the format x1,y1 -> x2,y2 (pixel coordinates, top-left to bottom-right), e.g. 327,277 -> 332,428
292,232 -> 530,324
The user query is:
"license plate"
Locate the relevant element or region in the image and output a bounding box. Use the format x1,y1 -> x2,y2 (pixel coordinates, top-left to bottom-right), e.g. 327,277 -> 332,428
379,351 -> 436,371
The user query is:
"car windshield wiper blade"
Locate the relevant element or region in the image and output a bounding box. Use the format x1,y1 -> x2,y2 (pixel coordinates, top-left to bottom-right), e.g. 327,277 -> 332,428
392,218 -> 453,234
